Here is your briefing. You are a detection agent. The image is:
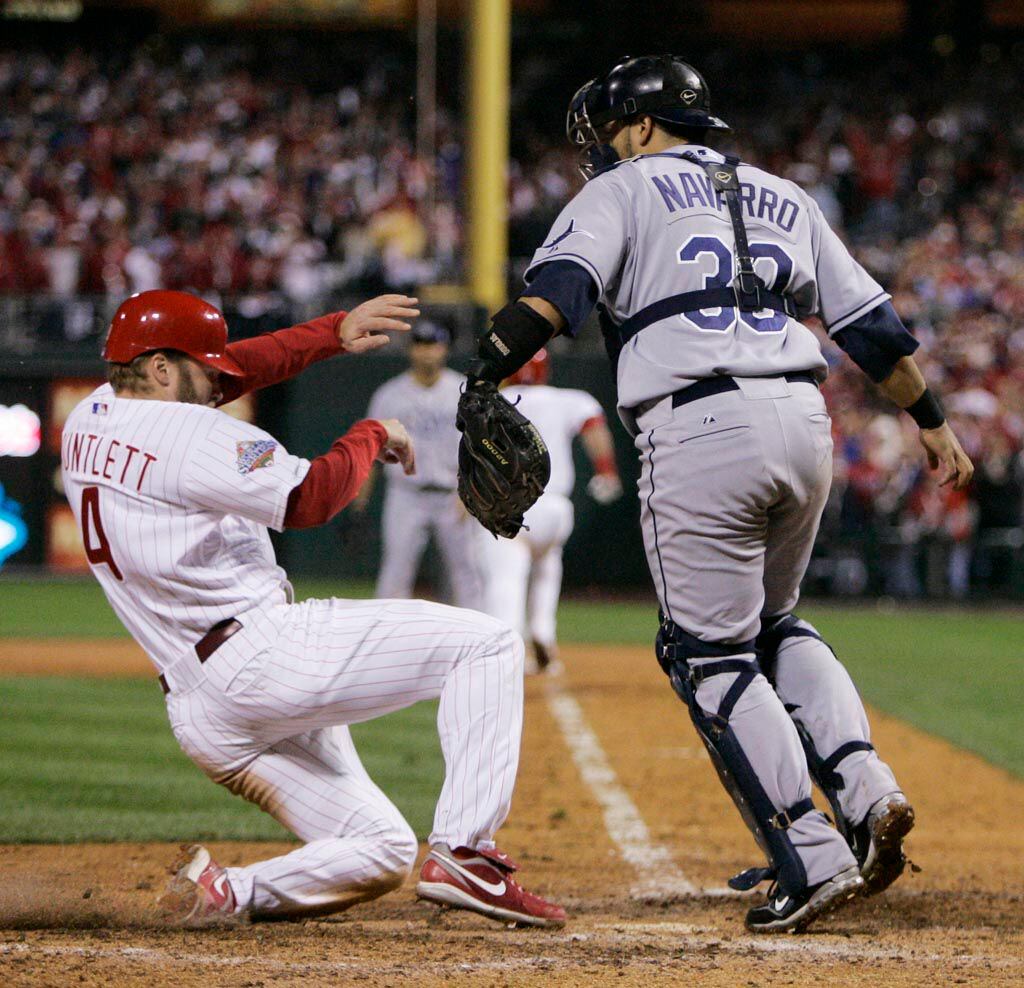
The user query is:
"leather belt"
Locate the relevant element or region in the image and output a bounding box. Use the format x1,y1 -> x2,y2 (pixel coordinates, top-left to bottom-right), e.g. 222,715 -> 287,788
671,372 -> 818,409
159,617 -> 243,695
417,484 -> 456,494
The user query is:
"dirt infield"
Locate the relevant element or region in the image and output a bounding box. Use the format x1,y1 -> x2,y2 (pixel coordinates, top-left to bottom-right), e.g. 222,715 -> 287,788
2,639 -> 1023,987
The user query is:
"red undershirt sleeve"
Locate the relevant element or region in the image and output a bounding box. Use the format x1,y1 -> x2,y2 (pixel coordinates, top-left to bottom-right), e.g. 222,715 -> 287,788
580,415 -> 617,476
218,313 -> 347,405
284,419 -> 388,530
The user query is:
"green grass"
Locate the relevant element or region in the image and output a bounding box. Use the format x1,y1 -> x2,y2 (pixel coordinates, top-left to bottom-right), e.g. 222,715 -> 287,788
0,676 -> 442,843
1,579 -> 1021,843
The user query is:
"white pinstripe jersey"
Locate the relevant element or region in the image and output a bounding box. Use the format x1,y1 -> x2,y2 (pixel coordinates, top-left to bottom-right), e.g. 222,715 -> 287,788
61,384 -> 310,670
525,144 -> 888,413
500,385 -> 602,499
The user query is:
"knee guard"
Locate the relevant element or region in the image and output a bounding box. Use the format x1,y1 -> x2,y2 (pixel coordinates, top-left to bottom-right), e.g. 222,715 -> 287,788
756,613 -> 874,841
656,615 -> 815,897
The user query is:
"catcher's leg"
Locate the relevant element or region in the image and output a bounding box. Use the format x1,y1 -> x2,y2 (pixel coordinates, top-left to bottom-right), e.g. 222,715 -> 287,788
757,615 -> 911,894
760,406 -> 912,895
635,393 -> 860,931
657,619 -> 858,900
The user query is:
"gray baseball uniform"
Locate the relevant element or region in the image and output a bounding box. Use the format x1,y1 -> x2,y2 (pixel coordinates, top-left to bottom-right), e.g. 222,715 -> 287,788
526,144 -> 901,895
367,368 -> 485,608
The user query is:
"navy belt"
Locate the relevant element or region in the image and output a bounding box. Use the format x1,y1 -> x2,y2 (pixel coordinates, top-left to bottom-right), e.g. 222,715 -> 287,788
671,372 -> 818,409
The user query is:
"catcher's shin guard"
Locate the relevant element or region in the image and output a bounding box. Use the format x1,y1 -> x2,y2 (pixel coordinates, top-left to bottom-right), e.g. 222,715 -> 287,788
756,614 -> 874,842
656,617 -> 813,897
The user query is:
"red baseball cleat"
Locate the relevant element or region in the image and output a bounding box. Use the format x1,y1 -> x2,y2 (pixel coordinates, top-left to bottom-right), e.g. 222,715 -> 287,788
159,844 -> 241,926
416,845 -> 567,928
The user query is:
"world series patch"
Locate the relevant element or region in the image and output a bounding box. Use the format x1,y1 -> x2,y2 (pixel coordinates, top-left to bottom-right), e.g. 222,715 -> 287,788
236,439 -> 277,474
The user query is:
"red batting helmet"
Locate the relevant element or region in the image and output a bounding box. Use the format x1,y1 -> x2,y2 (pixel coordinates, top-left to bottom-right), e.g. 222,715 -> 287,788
103,290 -> 244,377
506,348 -> 550,387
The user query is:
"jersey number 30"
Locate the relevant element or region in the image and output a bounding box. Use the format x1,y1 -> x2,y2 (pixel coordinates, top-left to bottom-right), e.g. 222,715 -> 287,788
677,235 -> 793,334
81,486 -> 124,581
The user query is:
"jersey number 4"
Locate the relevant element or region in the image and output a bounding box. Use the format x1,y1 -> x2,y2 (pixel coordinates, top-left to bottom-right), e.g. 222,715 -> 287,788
80,486 -> 124,581
677,235 -> 793,334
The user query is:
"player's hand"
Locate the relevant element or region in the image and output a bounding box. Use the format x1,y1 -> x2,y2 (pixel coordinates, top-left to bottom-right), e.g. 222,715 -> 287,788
375,418 -> 416,476
336,295 -> 420,354
587,473 -> 623,504
919,423 -> 974,490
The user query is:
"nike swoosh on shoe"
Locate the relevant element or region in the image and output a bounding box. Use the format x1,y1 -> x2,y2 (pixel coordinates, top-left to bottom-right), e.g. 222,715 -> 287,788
436,855 -> 507,896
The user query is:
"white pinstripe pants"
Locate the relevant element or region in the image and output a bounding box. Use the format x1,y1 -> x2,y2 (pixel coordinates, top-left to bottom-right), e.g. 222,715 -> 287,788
164,597 -> 524,918
478,493 -> 574,648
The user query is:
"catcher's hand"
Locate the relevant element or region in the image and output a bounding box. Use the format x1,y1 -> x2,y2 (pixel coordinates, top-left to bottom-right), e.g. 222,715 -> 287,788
456,381 -> 551,539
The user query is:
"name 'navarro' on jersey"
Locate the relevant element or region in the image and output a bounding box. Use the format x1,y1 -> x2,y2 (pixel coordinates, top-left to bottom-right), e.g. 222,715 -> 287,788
649,161 -> 801,234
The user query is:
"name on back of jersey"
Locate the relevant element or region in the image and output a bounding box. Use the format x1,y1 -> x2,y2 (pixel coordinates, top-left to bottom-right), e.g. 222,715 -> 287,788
62,429 -> 158,493
650,170 -> 800,234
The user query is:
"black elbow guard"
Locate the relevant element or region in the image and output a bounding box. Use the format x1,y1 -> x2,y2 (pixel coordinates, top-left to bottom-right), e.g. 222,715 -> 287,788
470,301 -> 555,384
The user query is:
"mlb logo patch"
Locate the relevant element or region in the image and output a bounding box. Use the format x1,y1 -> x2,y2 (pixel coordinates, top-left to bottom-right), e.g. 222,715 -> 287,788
91,402 -> 108,416
236,439 -> 276,474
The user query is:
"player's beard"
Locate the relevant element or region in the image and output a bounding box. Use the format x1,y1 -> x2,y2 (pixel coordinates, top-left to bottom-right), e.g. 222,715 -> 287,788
176,368 -> 202,405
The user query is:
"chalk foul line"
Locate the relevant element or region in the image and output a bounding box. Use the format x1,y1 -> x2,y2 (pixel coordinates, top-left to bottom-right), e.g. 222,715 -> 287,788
545,684 -> 736,900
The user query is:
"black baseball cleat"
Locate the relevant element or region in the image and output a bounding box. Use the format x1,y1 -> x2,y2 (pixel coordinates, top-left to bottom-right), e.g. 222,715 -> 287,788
745,865 -> 864,934
850,792 -> 915,896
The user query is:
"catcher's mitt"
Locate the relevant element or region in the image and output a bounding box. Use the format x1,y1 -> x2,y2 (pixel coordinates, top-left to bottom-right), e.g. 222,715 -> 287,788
456,381 -> 551,538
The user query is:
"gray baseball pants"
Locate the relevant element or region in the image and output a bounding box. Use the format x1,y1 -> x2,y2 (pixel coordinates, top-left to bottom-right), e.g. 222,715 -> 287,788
634,376 -> 898,886
377,485 -> 486,609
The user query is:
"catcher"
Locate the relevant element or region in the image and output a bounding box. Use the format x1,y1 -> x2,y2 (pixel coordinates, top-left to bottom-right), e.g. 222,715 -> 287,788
457,55 -> 972,933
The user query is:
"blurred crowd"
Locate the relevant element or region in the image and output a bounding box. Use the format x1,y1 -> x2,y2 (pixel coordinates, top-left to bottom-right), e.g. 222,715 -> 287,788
2,36 -> 1023,595
0,42 -> 464,308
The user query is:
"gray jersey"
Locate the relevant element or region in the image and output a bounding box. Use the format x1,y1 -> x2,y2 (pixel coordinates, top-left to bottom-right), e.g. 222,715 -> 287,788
525,144 -> 888,415
367,368 -> 464,491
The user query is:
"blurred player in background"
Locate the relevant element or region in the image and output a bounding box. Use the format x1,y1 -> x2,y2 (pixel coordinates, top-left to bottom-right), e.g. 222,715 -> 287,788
358,320 -> 484,608
478,350 -> 622,673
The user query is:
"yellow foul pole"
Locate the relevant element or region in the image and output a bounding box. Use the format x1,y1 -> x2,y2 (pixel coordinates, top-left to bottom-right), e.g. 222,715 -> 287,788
467,0 -> 510,313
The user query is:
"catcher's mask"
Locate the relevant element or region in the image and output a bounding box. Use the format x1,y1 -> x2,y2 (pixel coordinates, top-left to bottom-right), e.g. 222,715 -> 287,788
566,79 -> 620,180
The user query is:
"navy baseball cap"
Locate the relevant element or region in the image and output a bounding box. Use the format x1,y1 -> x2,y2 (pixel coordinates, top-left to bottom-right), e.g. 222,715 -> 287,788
410,319 -> 451,345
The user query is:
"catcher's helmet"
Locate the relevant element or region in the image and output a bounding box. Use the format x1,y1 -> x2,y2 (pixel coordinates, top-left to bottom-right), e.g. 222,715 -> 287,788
506,348 -> 550,387
567,55 -> 730,179
103,290 -> 244,377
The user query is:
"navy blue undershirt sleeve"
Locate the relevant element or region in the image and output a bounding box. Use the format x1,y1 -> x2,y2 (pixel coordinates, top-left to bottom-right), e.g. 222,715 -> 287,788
831,300 -> 919,383
522,259 -> 599,338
